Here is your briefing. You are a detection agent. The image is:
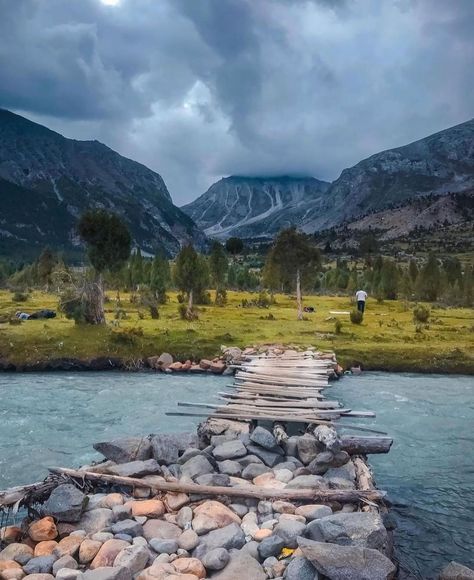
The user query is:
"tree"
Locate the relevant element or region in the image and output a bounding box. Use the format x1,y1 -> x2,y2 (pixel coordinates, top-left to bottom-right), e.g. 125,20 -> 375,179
77,210 -> 131,324
416,254 -> 441,302
359,233 -> 379,256
463,265 -> 473,307
225,237 -> 244,255
443,257 -> 462,287
408,259 -> 418,283
262,247 -> 281,297
37,247 -> 57,288
379,259 -> 399,299
269,227 -> 321,320
209,241 -> 228,304
173,244 -> 203,318
150,255 -> 171,303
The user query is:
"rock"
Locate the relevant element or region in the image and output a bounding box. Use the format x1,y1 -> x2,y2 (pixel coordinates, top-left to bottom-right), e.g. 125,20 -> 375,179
27,518 -> 58,543
245,445 -> 283,467
217,461 -> 242,477
169,362 -> 183,371
23,556 -> 57,575
42,485 -> 87,523
177,530 -> 199,552
273,520 -> 306,549
93,437 -> 152,464
113,545 -> 149,574
286,476 -> 328,490
106,460 -> 161,478
241,512 -> 259,537
253,529 -> 272,541
284,556 -> 318,580
111,520 -> 143,538
83,567 -> 132,580
210,361 -> 226,374
201,548 -> 229,571
114,535 -> 132,543
257,535 -> 286,559
21,576 -> 55,580
164,493 -> 190,511
192,501 -> 241,534
79,540 -> 103,565
212,440 -> 247,461
305,512 -> 388,550
150,433 -> 198,465
253,472 -> 285,489
128,500 -> 165,518
189,364 -> 206,373
274,469 -> 293,483
210,551 -> 266,580
149,539 -> 179,554
193,523 -> 245,560
0,544 -> 34,562
142,520 -> 181,542
52,555 -> 78,576
439,561 -> 474,579
90,540 -> 129,569
257,500 -> 273,516
237,455 -> 264,467
180,455 -> 215,480
241,464 -> 270,480
313,426 -> 340,453
298,538 -> 396,580
272,501 -> 295,514
295,505 -> 332,521
172,557 -> 206,578
0,561 -> 22,572
34,542 -> 58,557
250,427 -> 278,451
53,536 -> 82,557
55,570 -> 82,580
195,474 -> 230,487
91,534 -> 114,543
75,509 -> 114,535
112,506 -> 130,523
228,504 -> 248,518
324,462 -> 356,483
307,452 -> 335,475
156,353 -> 173,368
176,507 -> 193,530
296,436 -> 321,465
0,526 -> 22,544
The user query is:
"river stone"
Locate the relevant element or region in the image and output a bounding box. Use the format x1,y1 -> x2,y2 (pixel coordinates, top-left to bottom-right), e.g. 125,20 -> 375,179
241,463 -> 271,480
0,543 -> 34,562
142,520 -> 181,542
218,460 -> 242,477
111,520 -> 143,538
177,506 -> 193,529
324,462 -> 356,483
42,485 -> 87,523
93,437 -> 152,464
298,538 -> 396,580
112,505 -> 130,522
201,548 -> 230,571
177,530 -> 199,551
257,535 -> 285,559
83,567 -> 132,580
90,540 -> 130,569
212,440 -> 247,461
113,545 -> 149,574
193,523 -> 245,559
149,539 -> 178,554
76,509 -> 114,534
284,556 -> 319,580
250,427 -> 278,450
439,561 -> 474,579
305,512 -> 387,550
106,460 -> 161,478
211,550 -> 266,580
52,555 -> 78,576
296,436 -> 321,465
237,454 -> 264,467
274,468 -> 293,483
273,520 -> 306,549
286,475 -> 328,490
23,556 -> 57,575
178,448 -> 202,465
245,445 -> 283,467
295,505 -> 332,521
150,433 -> 198,465
55,569 -> 83,580
229,503 -> 248,518
195,473 -> 231,487
180,455 -> 215,479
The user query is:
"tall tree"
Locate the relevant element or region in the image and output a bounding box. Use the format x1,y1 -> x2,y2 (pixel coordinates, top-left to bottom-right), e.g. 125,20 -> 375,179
77,210 -> 131,324
150,255 -> 171,303
269,227 -> 321,320
173,244 -> 202,318
416,254 -> 441,302
262,247 -> 281,297
379,259 -> 399,299
209,241 -> 228,303
225,237 -> 244,255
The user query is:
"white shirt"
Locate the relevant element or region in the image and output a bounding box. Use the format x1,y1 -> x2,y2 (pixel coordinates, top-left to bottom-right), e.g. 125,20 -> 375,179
355,290 -> 368,301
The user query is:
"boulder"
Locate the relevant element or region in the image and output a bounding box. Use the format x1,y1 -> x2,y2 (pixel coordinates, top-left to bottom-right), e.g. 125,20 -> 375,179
273,519 -> 306,549
193,523 -> 245,560
169,362 -> 183,371
324,462 -> 356,483
295,505 -> 332,521
439,561 -> 474,579
90,540 -> 130,569
93,437 -> 152,464
199,359 -> 212,370
42,485 -> 87,523
150,433 -> 198,465
250,427 -> 278,451
83,567 -> 132,580
305,512 -> 388,550
296,436 -> 321,465
55,570 -> 82,580
245,445 -> 283,467
284,556 -> 319,580
23,556 -> 57,575
113,545 -> 149,574
210,362 -> 226,374
212,440 -> 247,461
201,548 -> 229,571
210,550 -> 266,580
28,518 -> 58,542
298,538 -> 396,580
106,460 -> 161,478
157,353 -> 173,369
142,520 -> 181,542
180,455 -> 215,480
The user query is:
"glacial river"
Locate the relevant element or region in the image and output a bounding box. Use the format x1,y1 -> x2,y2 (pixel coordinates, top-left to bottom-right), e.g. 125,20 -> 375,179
0,371 -> 473,578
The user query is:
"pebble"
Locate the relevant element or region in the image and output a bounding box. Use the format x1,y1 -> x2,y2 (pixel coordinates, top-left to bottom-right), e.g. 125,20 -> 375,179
177,530 -> 199,551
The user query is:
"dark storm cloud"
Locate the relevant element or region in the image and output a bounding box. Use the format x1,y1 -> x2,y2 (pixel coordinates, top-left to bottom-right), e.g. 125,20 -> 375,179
0,0 -> 473,203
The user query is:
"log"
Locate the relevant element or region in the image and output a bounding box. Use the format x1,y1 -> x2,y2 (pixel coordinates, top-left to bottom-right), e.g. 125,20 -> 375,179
354,457 -> 377,512
341,435 -> 393,455
0,478 -> 59,507
49,467 -> 386,504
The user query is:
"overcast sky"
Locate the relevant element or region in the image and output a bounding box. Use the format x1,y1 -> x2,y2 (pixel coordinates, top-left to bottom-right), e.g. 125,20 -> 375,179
1,0 -> 473,205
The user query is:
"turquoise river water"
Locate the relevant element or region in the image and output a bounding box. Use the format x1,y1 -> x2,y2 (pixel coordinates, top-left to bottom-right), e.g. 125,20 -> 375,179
0,371 -> 473,578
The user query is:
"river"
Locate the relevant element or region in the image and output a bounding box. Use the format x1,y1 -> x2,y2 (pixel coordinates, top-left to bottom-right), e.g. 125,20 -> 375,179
0,371 -> 473,578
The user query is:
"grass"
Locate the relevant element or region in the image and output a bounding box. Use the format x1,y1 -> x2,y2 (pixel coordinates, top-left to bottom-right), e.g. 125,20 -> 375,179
0,290 -> 472,373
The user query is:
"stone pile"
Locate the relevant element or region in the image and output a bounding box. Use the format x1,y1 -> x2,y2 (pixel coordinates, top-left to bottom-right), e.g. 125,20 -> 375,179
146,353 -> 229,376
0,422 -> 401,580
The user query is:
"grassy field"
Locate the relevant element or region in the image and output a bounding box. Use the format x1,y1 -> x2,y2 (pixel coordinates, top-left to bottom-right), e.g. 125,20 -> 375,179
0,290 -> 472,373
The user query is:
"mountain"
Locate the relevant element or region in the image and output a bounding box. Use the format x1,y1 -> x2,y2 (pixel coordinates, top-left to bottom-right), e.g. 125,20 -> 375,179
183,119 -> 474,239
181,176 -> 330,240
0,109 -> 204,259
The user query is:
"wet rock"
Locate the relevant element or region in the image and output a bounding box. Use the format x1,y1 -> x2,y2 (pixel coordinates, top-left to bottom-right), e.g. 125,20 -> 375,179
172,557 -> 206,578
90,540 -> 130,569
180,456 -> 215,480
177,530 -> 199,552
217,461 -> 242,477
245,445 -> 283,467
286,475 -> 328,490
83,567 -> 132,580
113,545 -> 149,574
210,361 -> 226,374
111,520 -> 143,538
212,440 -> 247,461
142,520 -> 181,542
23,555 -> 57,575
283,556 -> 319,580
93,437 -> 152,464
193,523 -> 245,560
79,540 -> 103,565
257,535 -> 285,559
249,427 -> 278,451
305,512 -> 387,550
201,548 -> 229,571
150,433 -> 198,465
241,464 -> 270,480
43,485 -> 87,523
195,474 -> 230,487
76,509 -> 114,535
438,561 -> 474,579
52,555 -> 78,576
210,550 -> 266,580
273,520 -> 306,549
298,538 -> 396,580
106,460 -> 161,478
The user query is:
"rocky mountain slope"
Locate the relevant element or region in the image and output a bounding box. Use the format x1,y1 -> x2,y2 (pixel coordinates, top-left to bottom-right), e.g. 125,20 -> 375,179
0,109 -> 204,258
184,119 -> 474,239
182,176 -> 330,239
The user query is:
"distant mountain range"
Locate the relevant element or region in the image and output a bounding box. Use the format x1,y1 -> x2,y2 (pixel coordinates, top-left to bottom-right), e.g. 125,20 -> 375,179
0,109 -> 204,259
183,119 -> 474,240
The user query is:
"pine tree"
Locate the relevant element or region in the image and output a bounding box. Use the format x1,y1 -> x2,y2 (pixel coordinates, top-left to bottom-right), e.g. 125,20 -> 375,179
408,259 -> 418,283
262,248 -> 281,297
379,259 -> 399,299
173,245 -> 203,318
463,265 -> 473,307
150,255 -> 171,303
416,254 -> 441,302
37,247 -> 57,288
209,241 -> 228,304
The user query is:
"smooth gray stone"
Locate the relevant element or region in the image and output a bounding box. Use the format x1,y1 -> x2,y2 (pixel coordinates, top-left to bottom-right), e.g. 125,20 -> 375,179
195,473 -> 231,487
111,519 -> 143,538
151,432 -> 197,464
149,538 -> 179,554
23,555 -> 57,575
237,455 -> 264,467
257,535 -> 285,559
241,463 -> 271,480
212,440 -> 247,461
106,459 -> 161,478
209,550 -> 266,579
438,561 -> 474,580
245,444 -> 283,467
43,484 -> 87,523
218,460 -> 242,477
249,427 -> 278,451
193,523 -> 245,560
180,454 -> 215,479
93,437 -> 152,464
83,567 -> 132,580
284,556 -> 319,580
273,519 -> 306,548
286,475 -> 328,490
201,547 -> 230,571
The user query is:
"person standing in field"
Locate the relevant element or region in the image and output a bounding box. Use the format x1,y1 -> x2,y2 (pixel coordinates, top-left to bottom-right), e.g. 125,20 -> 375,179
355,289 -> 368,313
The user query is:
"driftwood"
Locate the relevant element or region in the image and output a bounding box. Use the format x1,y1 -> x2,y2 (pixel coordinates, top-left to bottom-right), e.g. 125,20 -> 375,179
50,467 -> 386,504
354,457 -> 377,512
0,476 -> 65,508
340,435 -> 393,455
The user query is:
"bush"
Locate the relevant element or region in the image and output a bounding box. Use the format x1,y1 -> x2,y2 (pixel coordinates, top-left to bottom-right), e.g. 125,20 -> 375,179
413,304 -> 430,323
9,317 -> 22,325
12,291 -> 29,302
178,303 -> 198,321
335,319 -> 342,334
59,289 -> 86,324
110,326 -> 144,345
350,310 -> 364,324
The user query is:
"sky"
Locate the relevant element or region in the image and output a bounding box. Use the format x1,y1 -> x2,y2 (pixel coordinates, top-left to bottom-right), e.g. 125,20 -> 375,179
0,0 -> 473,205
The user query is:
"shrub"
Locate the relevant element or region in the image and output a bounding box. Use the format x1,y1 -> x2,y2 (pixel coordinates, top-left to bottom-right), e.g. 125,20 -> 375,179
110,326 -> 144,345
178,303 -> 198,321
9,317 -> 22,325
413,304 -> 430,323
335,319 -> 342,334
350,310 -> 364,324
12,291 -> 29,302
59,289 -> 86,324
